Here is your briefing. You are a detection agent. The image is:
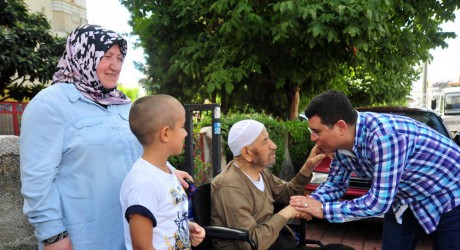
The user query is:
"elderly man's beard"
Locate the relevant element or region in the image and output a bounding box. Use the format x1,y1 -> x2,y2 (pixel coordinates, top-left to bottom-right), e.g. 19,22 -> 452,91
252,150 -> 275,169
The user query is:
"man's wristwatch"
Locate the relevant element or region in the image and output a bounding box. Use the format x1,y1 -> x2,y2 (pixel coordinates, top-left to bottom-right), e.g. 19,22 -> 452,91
42,231 -> 68,246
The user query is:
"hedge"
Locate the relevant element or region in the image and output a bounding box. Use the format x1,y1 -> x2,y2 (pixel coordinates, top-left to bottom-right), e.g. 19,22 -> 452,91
171,113 -> 315,179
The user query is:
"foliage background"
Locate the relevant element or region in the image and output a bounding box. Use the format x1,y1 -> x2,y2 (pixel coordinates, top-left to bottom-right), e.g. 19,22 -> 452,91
118,86 -> 141,101
122,0 -> 460,120
1,0 -> 65,102
171,113 -> 314,178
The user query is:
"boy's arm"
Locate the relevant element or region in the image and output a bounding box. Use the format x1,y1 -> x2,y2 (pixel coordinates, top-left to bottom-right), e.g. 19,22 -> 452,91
129,214 -> 155,250
188,221 -> 205,247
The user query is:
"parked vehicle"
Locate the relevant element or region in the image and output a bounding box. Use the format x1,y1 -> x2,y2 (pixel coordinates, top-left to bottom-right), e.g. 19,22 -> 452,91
431,81 -> 460,144
304,106 -> 455,199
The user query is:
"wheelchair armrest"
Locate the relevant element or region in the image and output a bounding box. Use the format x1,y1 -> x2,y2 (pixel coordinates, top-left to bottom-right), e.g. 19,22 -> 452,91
203,225 -> 250,240
203,225 -> 257,250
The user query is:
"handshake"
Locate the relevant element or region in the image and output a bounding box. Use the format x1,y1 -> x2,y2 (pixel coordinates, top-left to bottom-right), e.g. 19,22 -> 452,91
279,195 -> 325,220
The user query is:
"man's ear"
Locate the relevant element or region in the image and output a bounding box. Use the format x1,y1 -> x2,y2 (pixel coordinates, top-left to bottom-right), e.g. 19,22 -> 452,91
335,120 -> 348,135
240,145 -> 253,162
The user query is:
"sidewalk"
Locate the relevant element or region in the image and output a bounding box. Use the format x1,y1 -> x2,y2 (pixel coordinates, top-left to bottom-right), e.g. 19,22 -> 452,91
303,219 -> 433,250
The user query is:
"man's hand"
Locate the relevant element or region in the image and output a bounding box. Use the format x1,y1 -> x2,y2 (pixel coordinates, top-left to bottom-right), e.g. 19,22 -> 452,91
174,170 -> 193,188
297,211 -> 313,221
44,237 -> 72,250
290,195 -> 324,219
299,145 -> 327,176
278,205 -> 301,220
189,221 -> 205,247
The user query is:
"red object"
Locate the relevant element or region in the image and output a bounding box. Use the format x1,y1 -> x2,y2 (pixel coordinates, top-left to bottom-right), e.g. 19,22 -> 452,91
304,157 -> 368,199
0,102 -> 28,136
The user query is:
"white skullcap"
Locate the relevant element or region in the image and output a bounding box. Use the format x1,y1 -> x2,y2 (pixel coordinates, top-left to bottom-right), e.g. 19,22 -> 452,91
228,119 -> 264,156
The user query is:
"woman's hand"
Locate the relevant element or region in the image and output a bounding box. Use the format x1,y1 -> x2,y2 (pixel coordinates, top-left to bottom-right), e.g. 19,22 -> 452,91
189,221 -> 205,246
44,237 -> 72,250
174,170 -> 193,188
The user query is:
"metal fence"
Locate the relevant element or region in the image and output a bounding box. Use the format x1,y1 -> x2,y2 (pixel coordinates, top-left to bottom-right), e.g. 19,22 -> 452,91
0,102 -> 27,136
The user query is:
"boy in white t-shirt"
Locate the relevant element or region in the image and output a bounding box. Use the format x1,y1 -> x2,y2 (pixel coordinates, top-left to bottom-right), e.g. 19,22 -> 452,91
120,94 -> 205,250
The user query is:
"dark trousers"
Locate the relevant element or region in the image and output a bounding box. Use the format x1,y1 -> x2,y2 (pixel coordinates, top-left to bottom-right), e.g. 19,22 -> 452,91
382,205 -> 460,250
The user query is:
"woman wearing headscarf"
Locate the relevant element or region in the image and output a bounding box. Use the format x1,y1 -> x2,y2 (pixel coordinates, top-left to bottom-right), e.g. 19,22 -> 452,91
19,24 -> 192,250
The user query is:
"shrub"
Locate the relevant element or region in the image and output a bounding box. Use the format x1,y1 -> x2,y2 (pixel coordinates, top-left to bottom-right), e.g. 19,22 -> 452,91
172,112 -> 314,178
284,120 -> 316,173
219,113 -> 286,175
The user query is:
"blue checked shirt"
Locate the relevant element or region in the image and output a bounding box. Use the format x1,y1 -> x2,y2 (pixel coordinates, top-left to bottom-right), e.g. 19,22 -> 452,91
310,111 -> 460,233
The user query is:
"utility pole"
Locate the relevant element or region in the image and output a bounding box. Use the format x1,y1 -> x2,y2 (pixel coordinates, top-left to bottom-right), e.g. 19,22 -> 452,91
422,61 -> 428,108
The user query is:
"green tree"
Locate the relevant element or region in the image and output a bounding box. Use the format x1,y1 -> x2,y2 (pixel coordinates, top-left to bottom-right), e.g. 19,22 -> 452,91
0,0 -> 65,102
118,85 -> 141,101
122,0 -> 459,119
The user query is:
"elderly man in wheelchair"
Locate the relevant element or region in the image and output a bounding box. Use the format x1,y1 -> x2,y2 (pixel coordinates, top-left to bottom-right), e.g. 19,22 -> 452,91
193,119 -> 353,250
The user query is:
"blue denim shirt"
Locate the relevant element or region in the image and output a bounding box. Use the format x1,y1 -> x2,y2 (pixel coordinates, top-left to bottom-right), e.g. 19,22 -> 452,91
20,84 -> 142,249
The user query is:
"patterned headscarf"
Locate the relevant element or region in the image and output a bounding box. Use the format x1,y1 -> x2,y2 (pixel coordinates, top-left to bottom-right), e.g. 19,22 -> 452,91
52,24 -> 131,105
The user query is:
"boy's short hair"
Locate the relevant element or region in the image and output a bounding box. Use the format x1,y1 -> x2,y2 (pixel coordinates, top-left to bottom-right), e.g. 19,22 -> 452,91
304,90 -> 357,126
129,94 -> 180,146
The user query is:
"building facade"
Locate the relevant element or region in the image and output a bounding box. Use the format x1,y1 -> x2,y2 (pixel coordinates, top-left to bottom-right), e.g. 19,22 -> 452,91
24,0 -> 87,37
0,1 -> 88,135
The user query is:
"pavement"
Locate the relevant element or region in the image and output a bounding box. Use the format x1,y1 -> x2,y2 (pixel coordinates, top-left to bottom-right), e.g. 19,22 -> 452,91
303,218 -> 433,250
0,136 -> 37,250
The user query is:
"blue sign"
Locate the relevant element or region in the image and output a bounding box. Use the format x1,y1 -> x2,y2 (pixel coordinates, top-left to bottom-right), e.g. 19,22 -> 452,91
214,122 -> 221,134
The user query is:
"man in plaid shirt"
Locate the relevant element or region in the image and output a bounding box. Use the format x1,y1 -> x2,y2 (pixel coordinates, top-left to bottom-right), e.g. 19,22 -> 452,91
290,90 -> 460,250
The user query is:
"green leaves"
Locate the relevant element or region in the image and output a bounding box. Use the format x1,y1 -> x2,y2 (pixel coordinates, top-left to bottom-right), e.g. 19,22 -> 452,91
1,0 -> 65,101
344,26 -> 360,37
122,0 -> 460,119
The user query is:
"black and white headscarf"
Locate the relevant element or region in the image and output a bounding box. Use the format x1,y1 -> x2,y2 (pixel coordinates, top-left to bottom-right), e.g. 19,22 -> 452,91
52,24 -> 131,105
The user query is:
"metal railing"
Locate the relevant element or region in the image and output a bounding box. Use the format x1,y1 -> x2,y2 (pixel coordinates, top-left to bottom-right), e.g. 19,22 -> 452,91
0,102 -> 27,136
184,103 -> 221,178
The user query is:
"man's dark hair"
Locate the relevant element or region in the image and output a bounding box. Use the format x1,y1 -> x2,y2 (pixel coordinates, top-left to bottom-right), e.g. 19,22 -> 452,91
304,90 -> 357,126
